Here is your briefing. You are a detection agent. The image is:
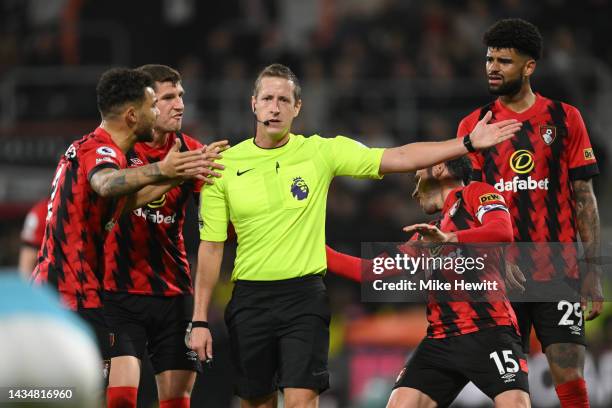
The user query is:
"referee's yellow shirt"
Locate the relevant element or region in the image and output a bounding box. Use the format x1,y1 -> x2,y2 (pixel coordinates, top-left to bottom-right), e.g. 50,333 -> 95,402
199,134 -> 384,281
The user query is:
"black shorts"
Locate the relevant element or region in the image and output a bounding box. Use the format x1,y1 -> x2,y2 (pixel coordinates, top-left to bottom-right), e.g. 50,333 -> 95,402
103,291 -> 202,374
393,326 -> 529,407
224,275 -> 331,400
77,307 -> 110,361
513,301 -> 587,353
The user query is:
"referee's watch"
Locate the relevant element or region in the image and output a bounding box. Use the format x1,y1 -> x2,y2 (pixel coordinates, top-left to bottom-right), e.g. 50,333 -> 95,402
190,321 -> 209,329
463,134 -> 476,153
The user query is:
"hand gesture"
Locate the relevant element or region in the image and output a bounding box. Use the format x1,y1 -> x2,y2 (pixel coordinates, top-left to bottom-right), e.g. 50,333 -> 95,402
469,111 -> 522,150
199,139 -> 230,185
159,138 -> 230,183
159,138 -> 208,179
403,223 -> 455,243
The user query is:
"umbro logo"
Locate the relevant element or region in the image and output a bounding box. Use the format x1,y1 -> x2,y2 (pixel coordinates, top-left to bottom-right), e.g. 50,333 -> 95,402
186,350 -> 198,362
237,168 -> 254,176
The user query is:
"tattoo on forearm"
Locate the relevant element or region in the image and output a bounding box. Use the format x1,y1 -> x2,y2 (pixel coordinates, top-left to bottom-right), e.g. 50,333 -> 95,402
573,180 -> 600,260
95,163 -> 166,197
106,175 -> 127,193
144,163 -> 162,177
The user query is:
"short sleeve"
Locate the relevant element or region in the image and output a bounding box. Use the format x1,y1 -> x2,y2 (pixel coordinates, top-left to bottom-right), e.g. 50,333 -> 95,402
457,116 -> 484,182
199,178 -> 229,242
465,182 -> 509,224
565,106 -> 599,181
82,144 -> 122,181
321,136 -> 384,178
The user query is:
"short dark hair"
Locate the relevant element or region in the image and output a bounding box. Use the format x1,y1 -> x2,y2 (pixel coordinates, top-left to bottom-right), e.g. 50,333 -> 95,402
483,18 -> 543,60
253,63 -> 301,103
96,68 -> 154,117
136,64 -> 181,85
445,156 -> 473,185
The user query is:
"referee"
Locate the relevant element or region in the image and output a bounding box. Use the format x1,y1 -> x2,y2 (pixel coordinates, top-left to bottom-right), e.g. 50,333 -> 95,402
188,63 -> 522,407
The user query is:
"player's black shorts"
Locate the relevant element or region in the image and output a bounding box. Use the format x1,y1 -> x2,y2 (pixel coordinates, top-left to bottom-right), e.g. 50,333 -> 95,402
393,326 -> 529,407
224,275 -> 330,400
512,301 -> 587,353
77,307 -> 110,360
103,291 -> 202,374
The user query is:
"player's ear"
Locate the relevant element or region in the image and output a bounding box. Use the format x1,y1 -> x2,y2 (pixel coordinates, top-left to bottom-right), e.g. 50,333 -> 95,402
293,99 -> 302,117
432,163 -> 445,179
125,105 -> 138,127
523,59 -> 536,78
251,96 -> 257,114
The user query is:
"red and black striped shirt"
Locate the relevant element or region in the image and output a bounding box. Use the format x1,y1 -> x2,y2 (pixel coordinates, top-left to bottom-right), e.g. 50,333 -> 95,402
104,132 -> 203,296
424,182 -> 518,339
33,127 -> 127,310
457,94 -> 598,280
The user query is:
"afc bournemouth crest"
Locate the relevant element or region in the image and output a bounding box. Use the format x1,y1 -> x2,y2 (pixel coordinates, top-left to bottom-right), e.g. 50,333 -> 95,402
540,125 -> 556,145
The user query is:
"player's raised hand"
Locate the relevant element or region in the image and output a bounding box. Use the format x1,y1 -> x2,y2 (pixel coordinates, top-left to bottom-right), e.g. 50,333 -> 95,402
198,139 -> 230,185
469,111 -> 522,150
403,223 -> 456,243
159,138 -> 209,178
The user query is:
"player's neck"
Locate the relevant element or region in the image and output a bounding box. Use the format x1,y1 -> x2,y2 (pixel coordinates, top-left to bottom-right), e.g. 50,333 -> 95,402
438,181 -> 463,211
99,120 -> 136,153
147,130 -> 171,149
498,86 -> 536,113
255,130 -> 290,149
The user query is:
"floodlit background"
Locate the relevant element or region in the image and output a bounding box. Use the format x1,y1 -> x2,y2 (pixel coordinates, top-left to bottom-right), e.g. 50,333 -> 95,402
1,0 -> 611,407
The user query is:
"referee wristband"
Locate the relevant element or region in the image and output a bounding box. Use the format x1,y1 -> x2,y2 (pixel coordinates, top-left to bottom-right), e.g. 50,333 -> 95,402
463,134 -> 476,153
191,321 -> 209,329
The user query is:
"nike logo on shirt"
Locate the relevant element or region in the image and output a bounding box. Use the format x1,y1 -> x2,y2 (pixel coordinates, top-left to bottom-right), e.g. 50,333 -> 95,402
237,168 -> 254,176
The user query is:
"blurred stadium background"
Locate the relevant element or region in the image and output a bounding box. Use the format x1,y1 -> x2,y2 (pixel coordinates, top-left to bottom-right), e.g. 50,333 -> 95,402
1,0 -> 611,407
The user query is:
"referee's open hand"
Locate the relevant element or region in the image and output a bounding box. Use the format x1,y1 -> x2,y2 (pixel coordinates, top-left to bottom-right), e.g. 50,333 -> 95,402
469,110 -> 522,149
188,326 -> 213,363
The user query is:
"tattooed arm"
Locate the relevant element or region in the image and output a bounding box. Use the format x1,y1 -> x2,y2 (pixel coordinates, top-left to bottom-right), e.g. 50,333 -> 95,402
90,163 -> 167,198
573,178 -> 603,320
90,138 -> 217,198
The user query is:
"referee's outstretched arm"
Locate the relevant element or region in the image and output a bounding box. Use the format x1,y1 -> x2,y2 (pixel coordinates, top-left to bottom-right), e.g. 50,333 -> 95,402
379,111 -> 520,174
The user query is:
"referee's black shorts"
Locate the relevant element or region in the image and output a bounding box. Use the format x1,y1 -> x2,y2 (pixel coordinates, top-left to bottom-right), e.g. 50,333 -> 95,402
224,274 -> 331,400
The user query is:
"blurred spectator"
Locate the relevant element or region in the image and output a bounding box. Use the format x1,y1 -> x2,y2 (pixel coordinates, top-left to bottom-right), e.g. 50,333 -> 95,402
18,198 -> 47,279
